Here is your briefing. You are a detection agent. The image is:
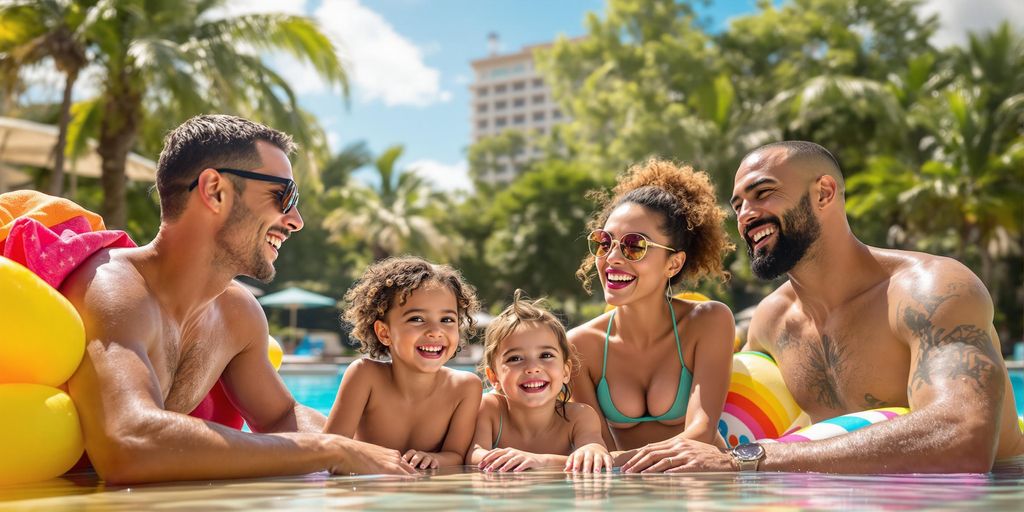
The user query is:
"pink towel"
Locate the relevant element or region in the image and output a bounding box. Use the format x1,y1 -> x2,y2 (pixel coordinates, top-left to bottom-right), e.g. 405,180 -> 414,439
1,216 -> 135,289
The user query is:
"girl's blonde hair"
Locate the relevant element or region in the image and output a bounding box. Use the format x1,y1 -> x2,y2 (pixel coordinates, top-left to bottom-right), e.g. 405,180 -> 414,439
479,289 -> 579,419
343,256 -> 480,360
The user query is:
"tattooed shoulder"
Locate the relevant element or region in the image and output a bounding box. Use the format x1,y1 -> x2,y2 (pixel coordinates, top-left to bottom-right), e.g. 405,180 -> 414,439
901,285 -> 1001,395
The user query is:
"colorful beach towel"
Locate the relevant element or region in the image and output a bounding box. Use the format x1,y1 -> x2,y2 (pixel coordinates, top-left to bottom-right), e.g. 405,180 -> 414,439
0,190 -> 105,241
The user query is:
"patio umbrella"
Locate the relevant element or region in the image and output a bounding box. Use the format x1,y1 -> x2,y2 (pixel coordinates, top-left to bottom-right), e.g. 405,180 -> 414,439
257,286 -> 337,336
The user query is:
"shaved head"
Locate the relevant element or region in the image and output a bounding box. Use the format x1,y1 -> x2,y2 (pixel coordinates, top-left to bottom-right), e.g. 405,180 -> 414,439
742,141 -> 845,193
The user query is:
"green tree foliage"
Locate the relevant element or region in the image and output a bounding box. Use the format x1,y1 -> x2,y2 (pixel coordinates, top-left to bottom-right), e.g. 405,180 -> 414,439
56,0 -> 348,227
0,0 -> 91,196
323,145 -> 452,264
466,129 -> 529,192
480,161 -> 610,314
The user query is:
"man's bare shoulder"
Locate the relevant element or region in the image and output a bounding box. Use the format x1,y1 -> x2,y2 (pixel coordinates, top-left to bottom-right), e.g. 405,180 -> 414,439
60,247 -> 160,340
875,247 -> 986,299
215,281 -> 271,340
747,282 -> 797,344
874,248 -> 994,338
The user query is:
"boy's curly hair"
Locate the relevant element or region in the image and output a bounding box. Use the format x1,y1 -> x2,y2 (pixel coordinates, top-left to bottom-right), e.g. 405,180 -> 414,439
478,289 -> 580,420
342,256 -> 481,360
577,158 -> 735,293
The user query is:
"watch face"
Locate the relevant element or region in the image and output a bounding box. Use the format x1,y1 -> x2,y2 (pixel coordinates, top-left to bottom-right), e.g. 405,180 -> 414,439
733,443 -> 765,461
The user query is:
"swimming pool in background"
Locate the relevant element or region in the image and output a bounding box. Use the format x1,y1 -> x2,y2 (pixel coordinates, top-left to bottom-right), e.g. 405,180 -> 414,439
283,366 -> 1024,418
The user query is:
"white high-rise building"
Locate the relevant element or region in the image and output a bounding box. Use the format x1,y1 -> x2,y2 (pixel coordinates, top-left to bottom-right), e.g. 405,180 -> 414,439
469,36 -> 568,186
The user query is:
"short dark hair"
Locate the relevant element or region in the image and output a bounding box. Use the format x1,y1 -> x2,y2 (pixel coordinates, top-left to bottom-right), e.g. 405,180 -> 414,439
746,140 -> 845,191
156,115 -> 296,220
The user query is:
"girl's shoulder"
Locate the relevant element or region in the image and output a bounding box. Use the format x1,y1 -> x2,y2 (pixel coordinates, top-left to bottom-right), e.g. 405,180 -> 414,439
479,392 -> 505,412
439,366 -> 483,393
563,401 -> 601,423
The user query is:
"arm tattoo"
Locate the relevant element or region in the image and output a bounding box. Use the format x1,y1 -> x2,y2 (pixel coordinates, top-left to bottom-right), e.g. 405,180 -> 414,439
903,290 -> 1000,394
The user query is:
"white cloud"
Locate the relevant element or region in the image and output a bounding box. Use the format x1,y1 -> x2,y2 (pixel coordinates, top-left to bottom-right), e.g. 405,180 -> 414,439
918,0 -> 1024,47
205,0 -> 308,19
314,0 -> 449,107
408,159 -> 471,192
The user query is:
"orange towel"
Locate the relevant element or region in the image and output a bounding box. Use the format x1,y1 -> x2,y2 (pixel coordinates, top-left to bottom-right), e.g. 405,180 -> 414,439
0,190 -> 105,243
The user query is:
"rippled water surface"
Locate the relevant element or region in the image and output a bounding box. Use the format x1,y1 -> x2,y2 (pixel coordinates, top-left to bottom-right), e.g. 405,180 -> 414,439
3,465 -> 1024,511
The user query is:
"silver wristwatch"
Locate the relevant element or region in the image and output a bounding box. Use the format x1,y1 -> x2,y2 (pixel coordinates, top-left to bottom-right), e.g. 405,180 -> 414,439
730,442 -> 766,471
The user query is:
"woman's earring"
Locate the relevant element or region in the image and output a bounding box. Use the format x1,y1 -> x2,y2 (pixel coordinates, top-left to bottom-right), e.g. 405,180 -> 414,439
666,280 -> 675,298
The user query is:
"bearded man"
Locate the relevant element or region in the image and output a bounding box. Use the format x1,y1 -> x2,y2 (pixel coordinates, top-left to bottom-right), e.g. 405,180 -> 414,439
628,140 -> 1023,473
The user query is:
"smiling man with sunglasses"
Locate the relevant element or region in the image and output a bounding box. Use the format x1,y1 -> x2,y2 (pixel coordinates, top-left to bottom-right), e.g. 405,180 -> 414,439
61,115 -> 416,483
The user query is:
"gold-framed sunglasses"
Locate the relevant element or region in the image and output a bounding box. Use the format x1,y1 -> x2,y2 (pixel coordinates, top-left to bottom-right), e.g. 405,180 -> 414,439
587,229 -> 676,262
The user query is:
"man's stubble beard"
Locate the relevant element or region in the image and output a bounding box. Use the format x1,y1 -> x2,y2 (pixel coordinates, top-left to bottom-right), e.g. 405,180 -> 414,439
214,197 -> 276,283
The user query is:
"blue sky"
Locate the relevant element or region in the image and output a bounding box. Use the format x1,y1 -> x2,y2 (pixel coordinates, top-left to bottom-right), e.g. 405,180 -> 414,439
254,0 -> 1019,193
233,0 -> 766,191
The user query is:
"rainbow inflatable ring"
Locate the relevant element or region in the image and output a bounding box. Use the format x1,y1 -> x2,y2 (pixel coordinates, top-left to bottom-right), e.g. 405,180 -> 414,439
720,351 -> 909,448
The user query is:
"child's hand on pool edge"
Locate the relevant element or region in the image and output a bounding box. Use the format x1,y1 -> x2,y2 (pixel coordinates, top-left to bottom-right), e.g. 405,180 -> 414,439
402,449 -> 439,470
478,447 -> 551,472
565,443 -> 613,473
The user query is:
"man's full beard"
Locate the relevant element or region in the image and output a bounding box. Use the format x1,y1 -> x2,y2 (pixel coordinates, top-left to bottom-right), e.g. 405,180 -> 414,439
748,194 -> 821,280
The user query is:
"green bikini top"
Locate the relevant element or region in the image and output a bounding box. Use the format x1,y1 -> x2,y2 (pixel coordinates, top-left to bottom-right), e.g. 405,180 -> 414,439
597,297 -> 693,424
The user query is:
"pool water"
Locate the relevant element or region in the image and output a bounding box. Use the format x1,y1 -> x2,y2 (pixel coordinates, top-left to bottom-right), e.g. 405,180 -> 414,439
2,368 -> 1022,509
284,367 -> 1024,418
4,465 -> 1024,510
283,364 -> 480,416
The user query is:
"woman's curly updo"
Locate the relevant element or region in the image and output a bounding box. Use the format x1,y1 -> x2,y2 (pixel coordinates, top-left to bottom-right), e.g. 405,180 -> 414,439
577,158 -> 734,293
343,256 -> 481,360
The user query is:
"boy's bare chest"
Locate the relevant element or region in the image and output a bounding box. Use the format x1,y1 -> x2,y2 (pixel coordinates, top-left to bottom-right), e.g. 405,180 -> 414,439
359,389 -> 461,451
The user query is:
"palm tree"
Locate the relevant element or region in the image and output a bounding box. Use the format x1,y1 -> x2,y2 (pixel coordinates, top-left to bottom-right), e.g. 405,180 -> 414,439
0,0 -> 91,196
847,23 -> 1024,337
323,145 -> 451,263
75,0 -> 348,227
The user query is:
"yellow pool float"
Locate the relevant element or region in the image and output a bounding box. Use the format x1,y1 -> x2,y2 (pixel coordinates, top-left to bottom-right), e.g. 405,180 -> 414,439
0,256 -> 86,484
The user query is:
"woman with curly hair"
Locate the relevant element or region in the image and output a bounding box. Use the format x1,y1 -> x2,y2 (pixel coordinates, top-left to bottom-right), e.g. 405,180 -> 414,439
324,256 -> 483,469
568,158 -> 736,473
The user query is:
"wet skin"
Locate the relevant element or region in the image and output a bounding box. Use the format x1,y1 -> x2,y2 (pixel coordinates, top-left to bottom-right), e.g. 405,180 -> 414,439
567,203 -> 735,469
324,283 -> 482,469
467,323 -> 611,473
63,140 -> 417,482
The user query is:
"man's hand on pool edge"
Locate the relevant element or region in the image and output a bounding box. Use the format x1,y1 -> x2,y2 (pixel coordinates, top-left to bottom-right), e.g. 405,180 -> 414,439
328,436 -> 418,476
